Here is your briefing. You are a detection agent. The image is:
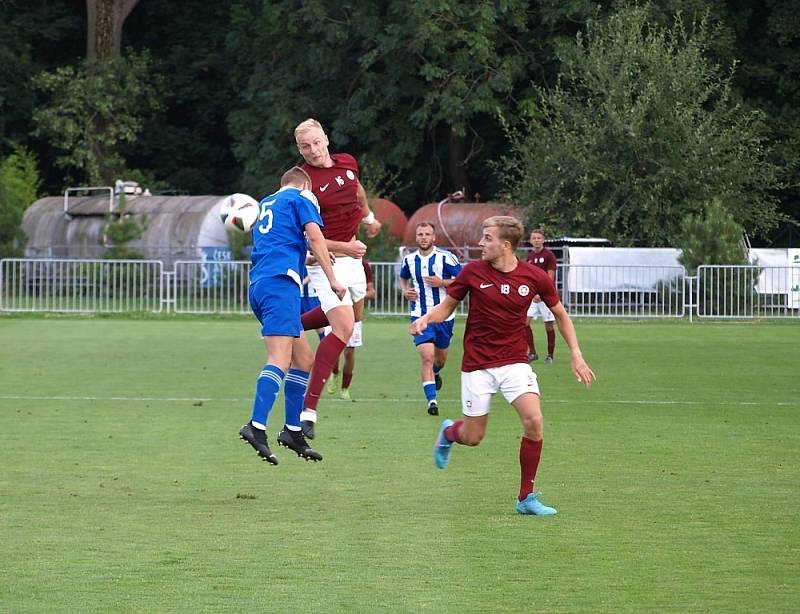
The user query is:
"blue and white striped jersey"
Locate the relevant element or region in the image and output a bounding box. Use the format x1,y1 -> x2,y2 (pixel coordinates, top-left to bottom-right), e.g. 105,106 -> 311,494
399,247 -> 462,318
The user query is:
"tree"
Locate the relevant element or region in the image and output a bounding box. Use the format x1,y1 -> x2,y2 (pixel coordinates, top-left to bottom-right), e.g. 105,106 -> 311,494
86,0 -> 140,60
32,52 -> 161,186
677,197 -> 748,275
0,145 -> 41,257
225,0 -> 546,207
500,5 -> 783,246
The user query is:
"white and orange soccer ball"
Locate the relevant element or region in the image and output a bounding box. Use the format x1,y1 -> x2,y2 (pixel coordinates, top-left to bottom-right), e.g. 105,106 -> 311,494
219,193 -> 259,232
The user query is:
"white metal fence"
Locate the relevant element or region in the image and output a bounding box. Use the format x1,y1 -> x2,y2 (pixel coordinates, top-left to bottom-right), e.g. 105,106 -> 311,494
0,258 -> 163,313
2,258 -> 799,319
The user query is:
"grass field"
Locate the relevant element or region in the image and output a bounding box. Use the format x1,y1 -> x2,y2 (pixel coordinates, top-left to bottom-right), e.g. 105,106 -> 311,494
1,315 -> 798,613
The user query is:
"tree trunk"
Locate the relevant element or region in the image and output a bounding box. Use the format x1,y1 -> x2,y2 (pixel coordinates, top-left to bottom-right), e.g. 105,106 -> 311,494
86,0 -> 139,60
448,129 -> 472,199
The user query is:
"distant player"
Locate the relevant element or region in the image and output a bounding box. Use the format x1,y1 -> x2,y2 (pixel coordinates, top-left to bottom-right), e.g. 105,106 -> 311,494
411,216 -> 595,515
328,259 -> 376,400
399,222 -> 462,415
238,166 -> 344,465
525,229 -> 558,364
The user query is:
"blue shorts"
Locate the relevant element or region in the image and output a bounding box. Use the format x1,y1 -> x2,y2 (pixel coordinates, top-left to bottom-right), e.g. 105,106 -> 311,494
249,276 -> 301,337
410,317 -> 454,349
300,295 -> 321,315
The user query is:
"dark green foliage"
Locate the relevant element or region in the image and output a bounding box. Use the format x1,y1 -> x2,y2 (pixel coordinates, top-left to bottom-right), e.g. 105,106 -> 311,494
103,194 -> 146,259
1,0 -> 798,247
32,51 -> 163,186
0,145 -> 41,257
501,5 -> 782,247
677,197 -> 748,275
678,197 -> 757,316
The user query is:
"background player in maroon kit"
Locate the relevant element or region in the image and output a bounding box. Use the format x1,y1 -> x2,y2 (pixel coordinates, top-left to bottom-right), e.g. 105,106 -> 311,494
411,216 -> 596,516
293,118 -> 382,439
525,228 -> 558,364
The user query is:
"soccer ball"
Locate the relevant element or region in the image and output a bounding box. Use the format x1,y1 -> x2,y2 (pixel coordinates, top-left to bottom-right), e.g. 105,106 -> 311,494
220,193 -> 259,232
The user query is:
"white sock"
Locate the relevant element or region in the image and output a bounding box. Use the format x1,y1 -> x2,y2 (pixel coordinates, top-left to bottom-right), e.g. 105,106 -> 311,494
299,409 -> 317,423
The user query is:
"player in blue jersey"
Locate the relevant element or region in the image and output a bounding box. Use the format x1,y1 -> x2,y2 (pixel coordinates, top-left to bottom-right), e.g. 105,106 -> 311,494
239,166 -> 345,465
399,222 -> 462,415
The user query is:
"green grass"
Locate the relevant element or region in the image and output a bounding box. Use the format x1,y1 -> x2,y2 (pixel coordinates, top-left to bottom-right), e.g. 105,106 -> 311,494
1,316 -> 798,613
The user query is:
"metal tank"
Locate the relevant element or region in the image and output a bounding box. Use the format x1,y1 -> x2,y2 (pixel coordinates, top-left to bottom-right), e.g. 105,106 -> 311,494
403,192 -> 522,260
22,193 -> 232,267
371,197 -> 408,240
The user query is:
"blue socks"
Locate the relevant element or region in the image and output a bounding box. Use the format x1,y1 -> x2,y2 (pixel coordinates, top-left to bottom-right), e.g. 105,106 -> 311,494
284,368 -> 309,429
250,364 -> 285,428
423,381 -> 437,403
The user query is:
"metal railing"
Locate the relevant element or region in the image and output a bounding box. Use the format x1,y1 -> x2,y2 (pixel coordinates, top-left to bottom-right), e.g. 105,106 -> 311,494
0,258 -> 163,313
696,265 -> 800,318
2,258 -> 799,319
560,264 -> 686,318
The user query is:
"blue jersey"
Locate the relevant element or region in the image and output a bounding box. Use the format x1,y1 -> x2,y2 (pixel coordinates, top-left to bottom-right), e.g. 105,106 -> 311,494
399,247 -> 462,318
249,187 -> 323,288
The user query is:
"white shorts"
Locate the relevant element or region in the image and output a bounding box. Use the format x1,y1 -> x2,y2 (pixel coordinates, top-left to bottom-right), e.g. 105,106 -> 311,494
323,320 -> 362,348
527,299 -> 555,322
308,256 -> 367,313
460,363 -> 540,417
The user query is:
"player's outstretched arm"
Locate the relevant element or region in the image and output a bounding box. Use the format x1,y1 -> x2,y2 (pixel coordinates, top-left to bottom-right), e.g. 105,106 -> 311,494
550,302 -> 596,388
306,223 -> 346,299
409,295 -> 459,335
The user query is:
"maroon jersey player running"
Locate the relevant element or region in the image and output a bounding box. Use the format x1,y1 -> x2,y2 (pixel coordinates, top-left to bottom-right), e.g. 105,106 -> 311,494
411,216 -> 596,516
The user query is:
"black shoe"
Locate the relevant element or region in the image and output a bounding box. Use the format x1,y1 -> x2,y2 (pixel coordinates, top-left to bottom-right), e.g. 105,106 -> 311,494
300,419 -> 316,440
435,373 -> 443,390
427,400 -> 439,416
277,427 -> 323,462
239,423 -> 278,465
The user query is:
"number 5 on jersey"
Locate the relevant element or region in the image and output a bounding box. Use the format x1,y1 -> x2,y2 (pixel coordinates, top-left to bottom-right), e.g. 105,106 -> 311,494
258,200 -> 274,234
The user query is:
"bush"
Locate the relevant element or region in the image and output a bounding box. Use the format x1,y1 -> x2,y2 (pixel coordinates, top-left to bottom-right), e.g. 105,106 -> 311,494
0,145 -> 41,257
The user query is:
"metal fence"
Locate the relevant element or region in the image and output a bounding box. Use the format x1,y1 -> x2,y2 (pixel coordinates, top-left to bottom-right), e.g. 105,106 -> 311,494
2,258 -> 799,319
0,258 -> 163,313
696,265 -> 800,318
560,264 -> 686,318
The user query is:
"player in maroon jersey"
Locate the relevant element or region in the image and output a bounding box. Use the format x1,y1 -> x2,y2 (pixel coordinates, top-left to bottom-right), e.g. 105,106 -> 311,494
410,216 -> 595,516
293,118 -> 382,440
525,229 -> 558,364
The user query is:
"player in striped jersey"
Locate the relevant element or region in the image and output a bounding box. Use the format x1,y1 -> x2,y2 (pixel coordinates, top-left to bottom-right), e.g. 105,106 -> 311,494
399,222 -> 462,415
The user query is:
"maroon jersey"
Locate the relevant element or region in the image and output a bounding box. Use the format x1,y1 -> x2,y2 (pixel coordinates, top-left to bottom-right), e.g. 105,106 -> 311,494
448,259 -> 559,371
302,153 -> 362,242
526,248 -> 557,275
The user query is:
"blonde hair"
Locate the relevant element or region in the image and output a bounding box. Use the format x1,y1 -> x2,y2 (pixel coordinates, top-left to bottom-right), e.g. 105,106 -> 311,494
416,221 -> 436,233
483,216 -> 524,249
281,166 -> 311,188
294,118 -> 324,142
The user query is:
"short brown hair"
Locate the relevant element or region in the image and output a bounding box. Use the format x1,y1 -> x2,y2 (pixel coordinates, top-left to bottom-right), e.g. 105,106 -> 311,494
530,228 -> 545,238
483,215 -> 524,249
281,166 -> 311,187
416,221 -> 436,233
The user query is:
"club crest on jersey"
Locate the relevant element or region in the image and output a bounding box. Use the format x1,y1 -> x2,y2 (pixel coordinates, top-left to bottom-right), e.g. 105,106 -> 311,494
346,170 -> 356,180
518,285 -> 531,297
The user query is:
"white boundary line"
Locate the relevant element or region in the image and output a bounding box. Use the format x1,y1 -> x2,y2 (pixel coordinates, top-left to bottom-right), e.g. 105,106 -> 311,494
0,394 -> 795,407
